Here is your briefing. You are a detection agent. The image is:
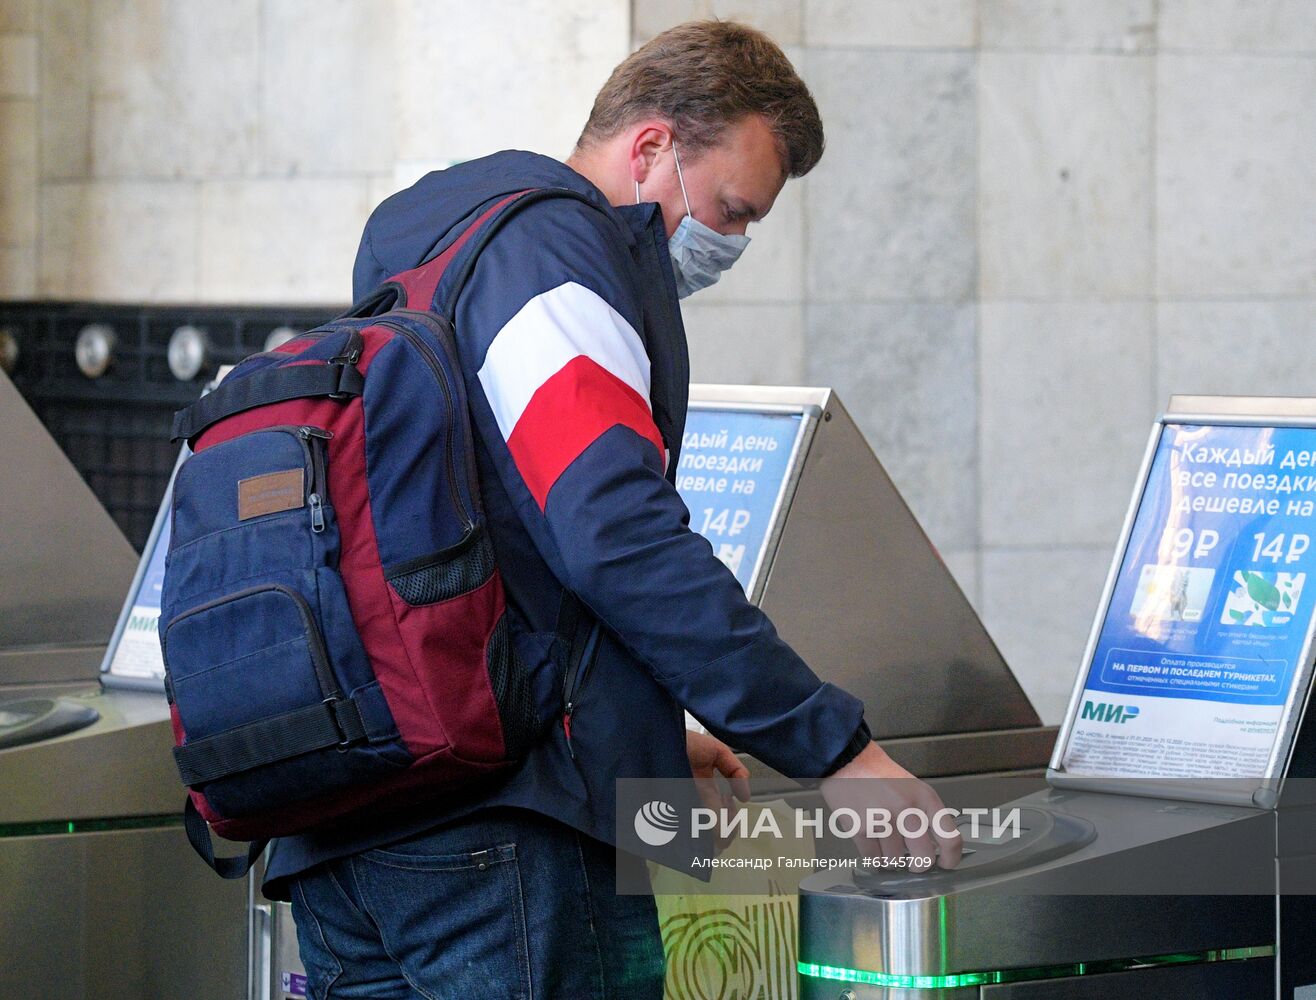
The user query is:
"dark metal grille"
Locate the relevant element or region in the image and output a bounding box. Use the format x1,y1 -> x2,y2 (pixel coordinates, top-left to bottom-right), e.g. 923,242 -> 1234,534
0,301 -> 344,551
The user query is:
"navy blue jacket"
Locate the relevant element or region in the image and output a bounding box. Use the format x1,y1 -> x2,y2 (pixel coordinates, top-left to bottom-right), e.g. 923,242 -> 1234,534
263,151 -> 866,899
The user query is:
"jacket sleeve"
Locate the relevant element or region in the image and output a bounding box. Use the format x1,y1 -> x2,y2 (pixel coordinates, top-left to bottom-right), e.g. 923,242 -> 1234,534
455,199 -> 867,780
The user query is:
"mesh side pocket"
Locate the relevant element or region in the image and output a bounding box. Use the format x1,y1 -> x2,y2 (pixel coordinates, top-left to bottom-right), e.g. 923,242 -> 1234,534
387,535 -> 496,606
487,614 -> 537,759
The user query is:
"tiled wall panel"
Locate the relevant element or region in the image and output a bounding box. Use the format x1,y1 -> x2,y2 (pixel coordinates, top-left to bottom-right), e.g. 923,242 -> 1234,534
979,302 -> 1155,549
978,52 -> 1153,298
804,48 -> 977,302
806,301 -> 978,552
39,181 -> 199,300
979,0 -> 1154,52
1157,54 -> 1316,297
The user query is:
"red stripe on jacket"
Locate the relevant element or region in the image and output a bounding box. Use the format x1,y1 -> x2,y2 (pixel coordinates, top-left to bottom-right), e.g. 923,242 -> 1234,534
506,355 -> 665,510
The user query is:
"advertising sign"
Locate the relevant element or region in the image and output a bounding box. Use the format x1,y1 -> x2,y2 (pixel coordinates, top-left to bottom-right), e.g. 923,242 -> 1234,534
1063,423 -> 1316,780
675,408 -> 807,597
104,482 -> 172,682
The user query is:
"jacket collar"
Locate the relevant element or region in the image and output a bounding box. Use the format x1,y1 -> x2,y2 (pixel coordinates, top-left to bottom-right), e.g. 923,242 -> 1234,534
616,203 -> 690,476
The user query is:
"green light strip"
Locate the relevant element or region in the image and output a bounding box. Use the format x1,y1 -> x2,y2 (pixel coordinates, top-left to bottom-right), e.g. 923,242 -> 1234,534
799,946 -> 1274,990
0,814 -> 183,839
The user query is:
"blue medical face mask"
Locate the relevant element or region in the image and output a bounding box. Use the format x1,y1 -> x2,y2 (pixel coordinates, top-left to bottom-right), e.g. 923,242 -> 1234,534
635,141 -> 750,299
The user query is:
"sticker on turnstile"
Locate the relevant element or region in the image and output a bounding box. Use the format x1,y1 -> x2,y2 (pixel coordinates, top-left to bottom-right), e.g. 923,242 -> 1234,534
1065,423 -> 1316,781
282,971 -> 308,997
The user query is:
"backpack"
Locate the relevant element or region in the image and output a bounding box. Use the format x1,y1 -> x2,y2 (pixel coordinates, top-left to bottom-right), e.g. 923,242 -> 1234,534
161,188 -> 591,877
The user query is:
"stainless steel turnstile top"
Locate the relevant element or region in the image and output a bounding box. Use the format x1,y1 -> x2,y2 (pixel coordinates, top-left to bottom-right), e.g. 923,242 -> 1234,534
0,370 -> 138,688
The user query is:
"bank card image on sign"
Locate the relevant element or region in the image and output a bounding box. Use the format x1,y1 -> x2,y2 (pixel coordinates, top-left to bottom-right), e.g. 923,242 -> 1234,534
1130,565 -> 1215,623
1063,423 -> 1316,782
1219,570 -> 1305,628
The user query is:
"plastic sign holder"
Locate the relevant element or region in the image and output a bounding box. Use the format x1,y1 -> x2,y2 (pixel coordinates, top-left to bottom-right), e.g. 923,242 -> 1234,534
1050,398 -> 1316,809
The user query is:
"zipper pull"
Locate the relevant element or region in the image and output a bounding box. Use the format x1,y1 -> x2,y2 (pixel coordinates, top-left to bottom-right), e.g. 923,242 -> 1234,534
309,493 -> 326,533
299,426 -> 333,441
563,704 -> 575,758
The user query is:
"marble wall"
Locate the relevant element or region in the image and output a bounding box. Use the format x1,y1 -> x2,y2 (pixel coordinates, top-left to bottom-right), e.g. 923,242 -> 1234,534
0,0 -> 629,302
0,1 -> 38,297
640,0 -> 1315,722
1,1 -> 1313,721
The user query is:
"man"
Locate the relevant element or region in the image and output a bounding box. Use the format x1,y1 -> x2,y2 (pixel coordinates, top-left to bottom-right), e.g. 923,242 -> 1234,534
269,20 -> 959,999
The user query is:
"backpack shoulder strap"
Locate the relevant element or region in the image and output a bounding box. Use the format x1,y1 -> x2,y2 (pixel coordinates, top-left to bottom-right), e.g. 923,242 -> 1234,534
342,187 -> 604,323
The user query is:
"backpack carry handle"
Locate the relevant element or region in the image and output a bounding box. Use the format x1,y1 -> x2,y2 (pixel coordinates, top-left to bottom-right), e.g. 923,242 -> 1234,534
340,281 -> 406,320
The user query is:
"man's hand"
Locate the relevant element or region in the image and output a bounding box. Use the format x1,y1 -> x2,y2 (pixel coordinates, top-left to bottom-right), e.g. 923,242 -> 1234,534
686,729 -> 751,851
820,742 -> 962,870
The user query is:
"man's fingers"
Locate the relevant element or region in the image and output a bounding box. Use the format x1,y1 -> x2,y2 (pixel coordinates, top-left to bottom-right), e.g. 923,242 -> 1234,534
729,773 -> 751,802
917,787 -> 963,869
878,828 -> 908,861
713,744 -> 752,801
902,829 -> 938,870
933,822 -> 963,869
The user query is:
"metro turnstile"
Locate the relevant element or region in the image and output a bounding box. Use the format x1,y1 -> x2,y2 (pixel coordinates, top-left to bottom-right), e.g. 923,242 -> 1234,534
647,387 -> 1059,1000
799,395 -> 1316,999
0,370 -> 248,999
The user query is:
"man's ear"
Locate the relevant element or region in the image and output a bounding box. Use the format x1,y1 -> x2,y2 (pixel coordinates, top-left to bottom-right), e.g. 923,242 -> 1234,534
628,121 -> 675,185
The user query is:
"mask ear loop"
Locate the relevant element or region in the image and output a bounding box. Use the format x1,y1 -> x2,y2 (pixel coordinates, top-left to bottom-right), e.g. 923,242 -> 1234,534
670,140 -> 694,219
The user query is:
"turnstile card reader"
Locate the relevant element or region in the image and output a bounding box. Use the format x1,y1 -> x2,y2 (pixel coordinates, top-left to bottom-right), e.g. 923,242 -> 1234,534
800,396 -> 1316,999
0,696 -> 100,750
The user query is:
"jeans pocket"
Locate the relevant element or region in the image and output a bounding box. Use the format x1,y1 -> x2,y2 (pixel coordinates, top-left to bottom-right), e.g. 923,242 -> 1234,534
354,843 -> 532,1000
361,840 -> 516,872
290,877 -> 345,1000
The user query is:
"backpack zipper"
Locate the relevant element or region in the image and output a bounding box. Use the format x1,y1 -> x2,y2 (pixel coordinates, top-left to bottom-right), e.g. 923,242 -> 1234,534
220,424 -> 333,532
238,325 -> 362,368
389,310 -> 480,499
375,317 -> 476,531
298,426 -> 332,533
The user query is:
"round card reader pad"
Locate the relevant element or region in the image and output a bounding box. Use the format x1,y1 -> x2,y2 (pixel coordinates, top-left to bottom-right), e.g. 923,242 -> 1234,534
852,807 -> 1097,898
0,697 -> 100,751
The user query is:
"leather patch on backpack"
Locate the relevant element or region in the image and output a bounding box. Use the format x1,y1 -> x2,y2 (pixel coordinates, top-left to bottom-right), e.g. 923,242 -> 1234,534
238,469 -> 304,520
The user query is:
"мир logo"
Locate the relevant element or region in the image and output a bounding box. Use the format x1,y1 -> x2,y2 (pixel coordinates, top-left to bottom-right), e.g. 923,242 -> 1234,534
1082,700 -> 1140,723
634,800 -> 680,846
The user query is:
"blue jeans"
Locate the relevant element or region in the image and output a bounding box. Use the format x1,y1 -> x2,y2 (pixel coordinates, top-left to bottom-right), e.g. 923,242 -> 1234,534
289,808 -> 665,999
